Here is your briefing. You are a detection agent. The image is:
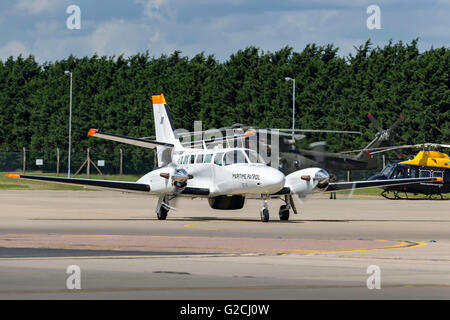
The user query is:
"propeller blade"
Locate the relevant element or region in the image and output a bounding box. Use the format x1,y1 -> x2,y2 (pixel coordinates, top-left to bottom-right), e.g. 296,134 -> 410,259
367,113 -> 383,132
388,115 -> 405,132
309,141 -> 327,163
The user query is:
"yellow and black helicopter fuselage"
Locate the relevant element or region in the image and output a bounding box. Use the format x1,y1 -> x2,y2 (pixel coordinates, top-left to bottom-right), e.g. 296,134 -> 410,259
368,151 -> 450,199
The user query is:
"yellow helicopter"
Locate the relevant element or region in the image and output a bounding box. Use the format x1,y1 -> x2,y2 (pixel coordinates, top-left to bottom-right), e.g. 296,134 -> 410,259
364,144 -> 450,199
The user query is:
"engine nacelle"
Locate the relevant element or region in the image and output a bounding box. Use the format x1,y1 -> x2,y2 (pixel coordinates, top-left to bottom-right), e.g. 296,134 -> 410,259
137,167 -> 177,194
208,195 -> 246,210
285,168 -> 330,195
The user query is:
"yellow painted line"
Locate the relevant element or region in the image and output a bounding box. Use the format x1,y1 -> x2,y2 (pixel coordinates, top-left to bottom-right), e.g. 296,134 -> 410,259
0,240 -> 422,255
0,240 -> 426,261
183,223 -> 217,231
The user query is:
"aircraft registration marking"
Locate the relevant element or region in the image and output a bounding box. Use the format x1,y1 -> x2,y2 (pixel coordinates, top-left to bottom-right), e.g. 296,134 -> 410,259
232,174 -> 260,180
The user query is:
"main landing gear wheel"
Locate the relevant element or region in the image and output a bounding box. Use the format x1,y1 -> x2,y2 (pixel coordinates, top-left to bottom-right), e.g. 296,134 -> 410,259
260,208 -> 270,222
279,205 -> 290,221
157,206 -> 168,220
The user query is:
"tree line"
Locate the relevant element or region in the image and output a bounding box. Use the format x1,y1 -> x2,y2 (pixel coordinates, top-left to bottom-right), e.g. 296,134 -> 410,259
0,39 -> 448,173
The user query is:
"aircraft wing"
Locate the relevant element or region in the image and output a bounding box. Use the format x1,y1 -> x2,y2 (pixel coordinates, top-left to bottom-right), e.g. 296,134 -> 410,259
325,177 -> 440,192
5,174 -> 151,193
6,174 -> 212,197
88,129 -> 174,149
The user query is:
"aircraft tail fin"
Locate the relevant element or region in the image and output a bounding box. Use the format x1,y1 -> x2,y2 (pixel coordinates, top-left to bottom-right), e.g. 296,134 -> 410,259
152,94 -> 182,166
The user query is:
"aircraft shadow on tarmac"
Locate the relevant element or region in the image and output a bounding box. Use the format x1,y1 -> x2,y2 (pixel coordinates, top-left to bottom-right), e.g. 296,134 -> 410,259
31,217 -> 450,223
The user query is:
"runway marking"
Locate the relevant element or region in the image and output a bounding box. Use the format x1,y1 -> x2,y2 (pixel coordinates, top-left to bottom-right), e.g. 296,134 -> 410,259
0,283 -> 450,295
61,234 -> 122,238
0,239 -> 427,261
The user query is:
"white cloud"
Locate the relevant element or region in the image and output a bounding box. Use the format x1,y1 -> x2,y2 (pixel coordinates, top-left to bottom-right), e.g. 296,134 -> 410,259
0,40 -> 29,60
88,19 -> 175,58
14,0 -> 67,14
0,1 -> 448,63
134,0 -> 176,20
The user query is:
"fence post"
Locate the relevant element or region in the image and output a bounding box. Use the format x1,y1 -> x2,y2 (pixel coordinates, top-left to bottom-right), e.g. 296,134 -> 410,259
120,149 -> 123,175
87,148 -> 90,178
56,148 -> 60,176
22,147 -> 26,173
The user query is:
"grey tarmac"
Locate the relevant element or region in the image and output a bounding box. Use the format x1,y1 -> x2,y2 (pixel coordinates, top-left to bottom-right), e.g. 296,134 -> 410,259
0,190 -> 449,299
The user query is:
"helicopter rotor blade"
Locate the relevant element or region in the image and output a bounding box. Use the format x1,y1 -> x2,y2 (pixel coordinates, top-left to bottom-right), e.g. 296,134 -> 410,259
275,128 -> 361,134
342,143 -> 450,155
367,113 -> 384,133
388,115 -> 405,133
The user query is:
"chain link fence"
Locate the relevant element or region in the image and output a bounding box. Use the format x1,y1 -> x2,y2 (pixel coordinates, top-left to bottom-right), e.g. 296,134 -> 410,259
0,148 -> 156,175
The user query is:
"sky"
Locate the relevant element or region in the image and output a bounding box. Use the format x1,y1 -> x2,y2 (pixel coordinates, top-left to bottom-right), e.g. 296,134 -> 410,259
0,0 -> 449,62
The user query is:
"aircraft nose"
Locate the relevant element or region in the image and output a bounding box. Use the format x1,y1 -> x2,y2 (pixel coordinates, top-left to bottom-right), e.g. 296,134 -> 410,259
262,168 -> 285,193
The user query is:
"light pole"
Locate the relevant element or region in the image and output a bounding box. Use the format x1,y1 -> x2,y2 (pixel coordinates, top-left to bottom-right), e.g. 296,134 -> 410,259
285,77 -> 295,140
65,70 -> 72,178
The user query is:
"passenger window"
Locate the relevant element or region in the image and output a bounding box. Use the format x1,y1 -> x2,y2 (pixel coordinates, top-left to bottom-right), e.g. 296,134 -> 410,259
204,154 -> 213,163
190,155 -> 195,164
183,155 -> 189,164
420,170 -> 431,178
213,152 -> 224,166
196,154 -> 204,163
433,171 -> 443,178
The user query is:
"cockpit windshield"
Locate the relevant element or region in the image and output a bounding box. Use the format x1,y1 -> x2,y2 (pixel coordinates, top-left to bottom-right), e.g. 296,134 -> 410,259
224,150 -> 248,165
380,164 -> 395,178
244,149 -> 266,164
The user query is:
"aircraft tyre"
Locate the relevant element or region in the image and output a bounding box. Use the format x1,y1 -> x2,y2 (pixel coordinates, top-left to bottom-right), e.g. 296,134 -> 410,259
157,206 -> 168,220
279,205 -> 290,221
260,208 -> 269,222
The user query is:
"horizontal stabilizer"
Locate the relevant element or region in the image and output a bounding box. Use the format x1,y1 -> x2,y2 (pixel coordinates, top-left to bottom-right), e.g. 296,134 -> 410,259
88,129 -> 174,149
6,174 -> 151,193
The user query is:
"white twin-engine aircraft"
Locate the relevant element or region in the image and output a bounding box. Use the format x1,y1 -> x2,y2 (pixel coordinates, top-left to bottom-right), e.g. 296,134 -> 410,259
6,94 -> 438,222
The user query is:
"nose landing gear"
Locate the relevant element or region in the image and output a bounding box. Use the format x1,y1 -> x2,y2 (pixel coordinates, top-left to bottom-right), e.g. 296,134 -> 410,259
156,195 -> 170,220
260,199 -> 269,222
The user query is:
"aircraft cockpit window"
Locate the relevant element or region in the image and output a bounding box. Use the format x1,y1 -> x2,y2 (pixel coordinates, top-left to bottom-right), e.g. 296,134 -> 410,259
204,154 -> 213,163
244,150 -> 265,164
196,154 -> 204,164
381,164 -> 395,178
213,152 -> 224,166
190,155 -> 195,164
183,155 -> 189,164
224,150 -> 248,166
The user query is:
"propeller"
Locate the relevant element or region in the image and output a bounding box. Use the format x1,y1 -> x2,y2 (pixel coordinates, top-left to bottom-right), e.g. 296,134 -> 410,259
159,167 -> 193,209
367,113 -> 405,144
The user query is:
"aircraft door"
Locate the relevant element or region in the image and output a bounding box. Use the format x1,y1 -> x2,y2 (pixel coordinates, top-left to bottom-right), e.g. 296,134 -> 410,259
393,166 -> 405,179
